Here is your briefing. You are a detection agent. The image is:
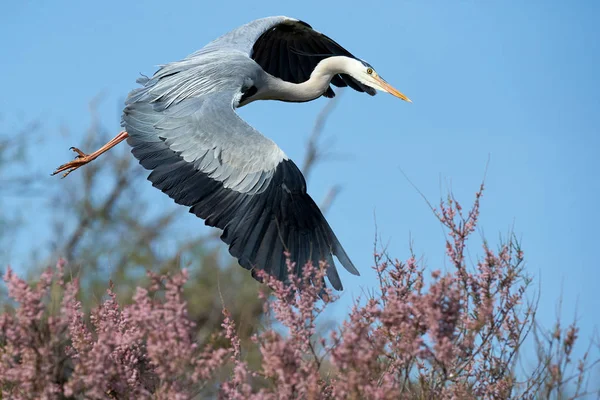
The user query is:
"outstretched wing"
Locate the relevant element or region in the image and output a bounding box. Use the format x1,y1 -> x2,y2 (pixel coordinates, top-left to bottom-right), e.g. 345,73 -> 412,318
122,89 -> 359,290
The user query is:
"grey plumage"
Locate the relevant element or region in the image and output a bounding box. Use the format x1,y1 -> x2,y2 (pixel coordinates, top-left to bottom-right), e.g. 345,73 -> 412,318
121,16 -> 382,291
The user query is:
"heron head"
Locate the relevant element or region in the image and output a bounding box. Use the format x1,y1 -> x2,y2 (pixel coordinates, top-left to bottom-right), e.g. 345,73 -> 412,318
349,59 -> 411,102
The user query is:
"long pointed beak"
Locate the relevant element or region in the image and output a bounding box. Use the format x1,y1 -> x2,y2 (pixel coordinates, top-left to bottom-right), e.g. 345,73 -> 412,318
374,75 -> 412,103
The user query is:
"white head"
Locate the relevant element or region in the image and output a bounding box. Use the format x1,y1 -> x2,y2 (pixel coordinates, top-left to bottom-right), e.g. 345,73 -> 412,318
343,58 -> 412,102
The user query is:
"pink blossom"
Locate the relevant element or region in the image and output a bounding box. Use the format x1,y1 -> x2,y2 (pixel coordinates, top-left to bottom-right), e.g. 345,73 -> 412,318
1,185 -> 596,398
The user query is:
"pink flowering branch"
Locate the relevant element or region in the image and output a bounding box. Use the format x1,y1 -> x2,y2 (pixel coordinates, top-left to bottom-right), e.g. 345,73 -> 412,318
1,264 -> 229,399
1,184 -> 598,398
214,183 -> 597,399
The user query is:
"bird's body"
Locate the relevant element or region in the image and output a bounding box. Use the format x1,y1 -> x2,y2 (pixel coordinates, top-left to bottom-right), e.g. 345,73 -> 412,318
55,16 -> 410,291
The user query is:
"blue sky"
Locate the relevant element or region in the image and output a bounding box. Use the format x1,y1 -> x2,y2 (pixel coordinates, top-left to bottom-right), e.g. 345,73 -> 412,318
2,0 -> 599,368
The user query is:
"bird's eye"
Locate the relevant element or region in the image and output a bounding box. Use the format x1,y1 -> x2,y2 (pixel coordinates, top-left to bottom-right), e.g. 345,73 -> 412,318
367,68 -> 373,75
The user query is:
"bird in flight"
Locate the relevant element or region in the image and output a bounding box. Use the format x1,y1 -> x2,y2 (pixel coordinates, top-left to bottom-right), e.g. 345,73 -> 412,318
52,16 -> 411,291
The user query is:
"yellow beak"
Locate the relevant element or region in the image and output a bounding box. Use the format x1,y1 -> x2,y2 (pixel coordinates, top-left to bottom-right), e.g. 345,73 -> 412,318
374,75 -> 412,103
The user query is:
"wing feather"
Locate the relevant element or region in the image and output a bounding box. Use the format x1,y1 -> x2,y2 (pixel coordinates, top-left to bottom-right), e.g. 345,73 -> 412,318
122,38 -> 360,290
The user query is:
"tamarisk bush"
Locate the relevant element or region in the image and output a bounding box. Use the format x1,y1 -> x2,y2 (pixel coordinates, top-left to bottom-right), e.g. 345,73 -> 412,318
1,185 -> 597,399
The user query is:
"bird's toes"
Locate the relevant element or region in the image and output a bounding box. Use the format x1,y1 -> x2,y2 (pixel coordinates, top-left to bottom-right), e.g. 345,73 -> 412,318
70,147 -> 89,159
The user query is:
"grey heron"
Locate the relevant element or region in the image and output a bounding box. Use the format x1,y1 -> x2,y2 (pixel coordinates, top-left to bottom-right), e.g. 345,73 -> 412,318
53,16 -> 411,291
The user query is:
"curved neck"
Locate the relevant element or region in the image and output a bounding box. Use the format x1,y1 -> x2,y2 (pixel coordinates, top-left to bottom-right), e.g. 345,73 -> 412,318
258,56 -> 353,103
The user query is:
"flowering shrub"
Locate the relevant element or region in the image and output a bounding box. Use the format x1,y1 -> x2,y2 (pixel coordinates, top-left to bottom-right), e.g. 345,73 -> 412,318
0,261 -> 228,399
1,185 -> 597,399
